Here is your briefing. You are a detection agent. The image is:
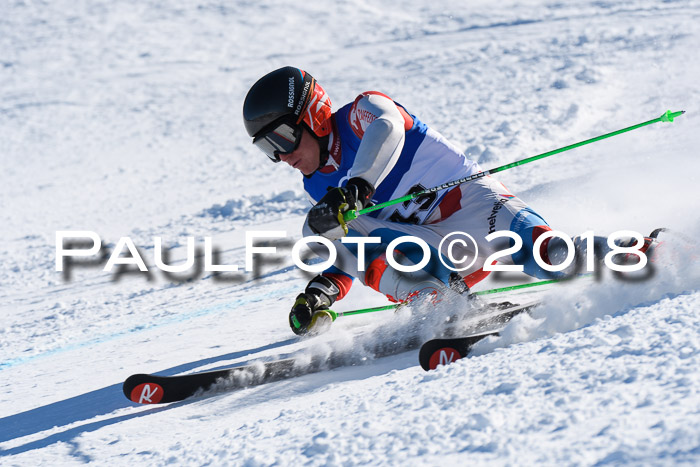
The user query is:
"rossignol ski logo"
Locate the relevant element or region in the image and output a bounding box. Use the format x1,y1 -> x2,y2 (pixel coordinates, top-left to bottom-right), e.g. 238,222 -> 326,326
439,350 -> 455,365
429,347 -> 461,370
287,77 -> 295,108
130,383 -> 164,404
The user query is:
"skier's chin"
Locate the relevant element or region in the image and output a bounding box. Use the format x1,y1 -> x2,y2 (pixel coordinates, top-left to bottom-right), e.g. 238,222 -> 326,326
299,165 -> 316,176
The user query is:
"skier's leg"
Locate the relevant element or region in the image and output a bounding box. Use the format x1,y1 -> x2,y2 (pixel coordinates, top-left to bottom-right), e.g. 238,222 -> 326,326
431,177 -> 656,280
359,227 -> 466,302
302,217 -> 464,302
425,176 -> 563,280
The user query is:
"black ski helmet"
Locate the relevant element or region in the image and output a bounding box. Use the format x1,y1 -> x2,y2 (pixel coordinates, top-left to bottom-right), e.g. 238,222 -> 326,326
242,66 -> 332,140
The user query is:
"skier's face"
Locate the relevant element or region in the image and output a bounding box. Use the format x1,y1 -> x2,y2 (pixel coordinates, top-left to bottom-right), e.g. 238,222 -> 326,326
278,128 -> 320,176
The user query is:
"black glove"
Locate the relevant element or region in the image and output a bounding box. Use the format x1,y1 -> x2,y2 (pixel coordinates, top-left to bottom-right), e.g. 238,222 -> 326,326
289,275 -> 340,335
307,177 -> 375,240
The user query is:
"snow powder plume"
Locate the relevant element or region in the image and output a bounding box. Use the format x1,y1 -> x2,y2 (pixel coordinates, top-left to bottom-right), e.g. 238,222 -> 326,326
473,229 -> 700,355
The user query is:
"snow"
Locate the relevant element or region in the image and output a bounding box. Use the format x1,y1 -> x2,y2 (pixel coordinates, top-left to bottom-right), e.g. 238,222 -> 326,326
1,0 -> 699,464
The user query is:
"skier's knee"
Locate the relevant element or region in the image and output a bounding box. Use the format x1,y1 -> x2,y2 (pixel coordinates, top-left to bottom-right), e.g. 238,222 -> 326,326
520,229 -> 603,279
511,225 -> 562,279
364,250 -> 450,303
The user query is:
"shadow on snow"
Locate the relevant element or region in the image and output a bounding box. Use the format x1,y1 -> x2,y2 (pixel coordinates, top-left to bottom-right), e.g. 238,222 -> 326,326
0,338 -> 296,456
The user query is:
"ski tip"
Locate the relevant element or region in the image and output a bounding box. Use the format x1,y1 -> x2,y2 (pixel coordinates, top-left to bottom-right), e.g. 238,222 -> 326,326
428,347 -> 462,371
123,374 -> 165,404
418,342 -> 466,371
130,382 -> 165,404
649,227 -> 667,239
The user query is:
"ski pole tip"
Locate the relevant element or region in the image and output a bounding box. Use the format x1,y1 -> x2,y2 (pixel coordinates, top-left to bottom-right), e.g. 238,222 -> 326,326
660,110 -> 685,122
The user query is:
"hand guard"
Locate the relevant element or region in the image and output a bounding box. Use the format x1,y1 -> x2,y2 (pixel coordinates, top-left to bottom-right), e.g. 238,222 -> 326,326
307,177 -> 375,240
289,275 -> 340,335
288,294 -> 316,335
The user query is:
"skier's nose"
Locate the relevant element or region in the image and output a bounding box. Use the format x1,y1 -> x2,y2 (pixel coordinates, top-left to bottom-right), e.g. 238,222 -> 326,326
278,153 -> 293,165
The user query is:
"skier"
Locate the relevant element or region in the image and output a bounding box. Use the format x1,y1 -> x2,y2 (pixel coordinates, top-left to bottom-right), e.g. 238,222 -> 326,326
242,66 -> 646,335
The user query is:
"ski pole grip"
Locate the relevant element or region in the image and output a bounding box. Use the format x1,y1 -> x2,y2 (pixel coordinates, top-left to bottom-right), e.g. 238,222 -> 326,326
343,210 -> 358,222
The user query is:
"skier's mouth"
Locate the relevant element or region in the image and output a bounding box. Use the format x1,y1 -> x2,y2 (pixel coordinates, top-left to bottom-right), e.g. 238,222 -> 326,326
292,160 -> 301,169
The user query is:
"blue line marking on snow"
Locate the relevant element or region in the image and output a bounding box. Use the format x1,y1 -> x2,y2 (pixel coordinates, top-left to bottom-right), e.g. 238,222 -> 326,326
0,284 -> 300,371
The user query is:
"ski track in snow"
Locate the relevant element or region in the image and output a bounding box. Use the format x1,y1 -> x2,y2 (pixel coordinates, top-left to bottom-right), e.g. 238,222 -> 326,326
1,0 -> 699,464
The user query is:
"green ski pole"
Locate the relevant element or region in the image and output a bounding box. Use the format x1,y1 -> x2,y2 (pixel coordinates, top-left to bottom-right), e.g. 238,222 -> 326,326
327,275 -> 589,321
327,303 -> 401,321
470,274 -> 591,296
344,110 -> 684,222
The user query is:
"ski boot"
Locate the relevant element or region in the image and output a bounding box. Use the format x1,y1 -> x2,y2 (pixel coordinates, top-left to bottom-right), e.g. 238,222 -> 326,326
615,228 -> 664,266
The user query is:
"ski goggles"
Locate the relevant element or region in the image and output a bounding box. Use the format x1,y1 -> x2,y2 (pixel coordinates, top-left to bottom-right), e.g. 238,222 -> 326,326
252,121 -> 302,163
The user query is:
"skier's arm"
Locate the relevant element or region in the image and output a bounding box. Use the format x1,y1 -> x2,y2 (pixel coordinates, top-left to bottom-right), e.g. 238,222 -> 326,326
347,93 -> 411,187
306,93 -> 412,241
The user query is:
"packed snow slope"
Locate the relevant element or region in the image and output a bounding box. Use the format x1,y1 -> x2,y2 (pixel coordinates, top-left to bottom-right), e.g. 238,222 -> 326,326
2,0 -> 699,465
